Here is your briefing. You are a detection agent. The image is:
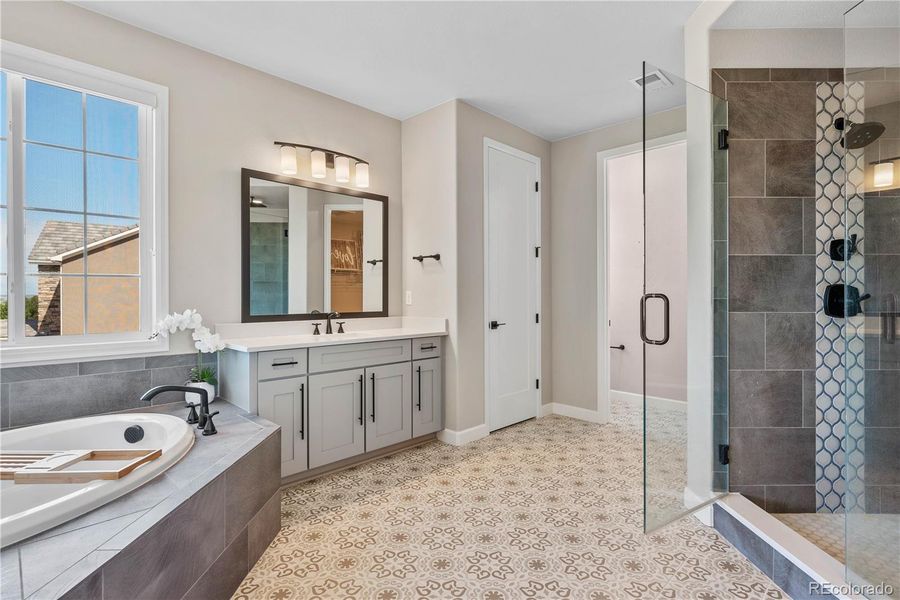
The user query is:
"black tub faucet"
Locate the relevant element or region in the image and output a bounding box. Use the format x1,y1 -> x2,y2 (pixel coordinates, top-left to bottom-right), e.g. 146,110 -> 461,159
140,385 -> 218,435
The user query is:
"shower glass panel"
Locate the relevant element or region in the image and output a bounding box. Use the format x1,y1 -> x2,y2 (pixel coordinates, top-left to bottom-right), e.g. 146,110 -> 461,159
843,2 -> 900,596
642,62 -> 729,532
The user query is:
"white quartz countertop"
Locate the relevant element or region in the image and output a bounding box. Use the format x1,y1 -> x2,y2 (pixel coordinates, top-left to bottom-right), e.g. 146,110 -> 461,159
216,317 -> 448,353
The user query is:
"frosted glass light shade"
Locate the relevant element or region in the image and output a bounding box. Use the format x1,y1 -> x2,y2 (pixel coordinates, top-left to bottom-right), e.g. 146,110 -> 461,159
874,162 -> 894,188
280,145 -> 297,175
310,150 -> 327,178
335,155 -> 351,183
355,162 -> 370,188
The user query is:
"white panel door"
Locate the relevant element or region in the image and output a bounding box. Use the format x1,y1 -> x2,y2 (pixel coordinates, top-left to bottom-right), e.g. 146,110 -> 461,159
485,140 -> 540,432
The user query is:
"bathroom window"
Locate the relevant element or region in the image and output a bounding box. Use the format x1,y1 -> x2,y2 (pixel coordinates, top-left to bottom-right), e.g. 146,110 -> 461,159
1,44 -> 169,364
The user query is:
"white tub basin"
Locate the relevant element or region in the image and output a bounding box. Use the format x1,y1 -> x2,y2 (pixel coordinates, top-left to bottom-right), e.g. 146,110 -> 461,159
0,413 -> 194,547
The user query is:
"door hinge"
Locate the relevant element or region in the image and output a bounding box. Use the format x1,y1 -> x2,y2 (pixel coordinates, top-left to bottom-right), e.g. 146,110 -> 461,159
535,181 -> 539,192
535,246 -> 541,258
718,444 -> 730,466
535,313 -> 540,324
717,128 -> 729,150
535,379 -> 540,390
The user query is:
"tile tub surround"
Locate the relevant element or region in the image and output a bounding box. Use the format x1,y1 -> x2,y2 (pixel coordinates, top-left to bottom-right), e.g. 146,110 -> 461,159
715,67 -> 834,513
0,353 -> 218,430
0,401 -> 280,600
232,401 -> 786,600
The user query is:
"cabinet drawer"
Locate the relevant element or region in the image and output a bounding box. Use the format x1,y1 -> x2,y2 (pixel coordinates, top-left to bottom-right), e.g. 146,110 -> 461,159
258,349 -> 308,380
309,339 -> 411,373
412,337 -> 442,360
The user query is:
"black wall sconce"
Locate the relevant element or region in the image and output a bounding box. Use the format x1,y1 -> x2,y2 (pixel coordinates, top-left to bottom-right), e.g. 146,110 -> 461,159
413,254 -> 441,262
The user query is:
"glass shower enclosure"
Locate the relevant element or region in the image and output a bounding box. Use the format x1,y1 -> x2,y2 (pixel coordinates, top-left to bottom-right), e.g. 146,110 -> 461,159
843,1 -> 900,596
641,62 -> 729,532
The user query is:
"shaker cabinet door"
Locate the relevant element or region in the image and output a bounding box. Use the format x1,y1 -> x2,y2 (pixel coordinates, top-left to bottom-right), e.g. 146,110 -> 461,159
308,369 -> 366,469
258,376 -> 308,477
413,358 -> 443,437
365,362 -> 412,452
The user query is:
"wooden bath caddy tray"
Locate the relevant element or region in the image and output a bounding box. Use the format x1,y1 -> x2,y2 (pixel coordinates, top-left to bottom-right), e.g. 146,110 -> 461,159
0,449 -> 162,484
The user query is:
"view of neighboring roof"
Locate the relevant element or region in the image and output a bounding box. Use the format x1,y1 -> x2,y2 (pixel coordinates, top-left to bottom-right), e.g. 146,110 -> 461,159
28,221 -> 139,265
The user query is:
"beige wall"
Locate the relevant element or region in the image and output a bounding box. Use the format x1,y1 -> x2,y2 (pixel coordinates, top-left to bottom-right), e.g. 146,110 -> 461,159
549,108 -> 685,412
401,100 -> 551,433
1,1 -> 403,353
401,101 -> 459,428
455,101 -> 552,429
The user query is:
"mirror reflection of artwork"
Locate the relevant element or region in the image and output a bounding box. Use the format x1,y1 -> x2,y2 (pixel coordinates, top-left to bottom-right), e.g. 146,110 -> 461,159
244,171 -> 386,320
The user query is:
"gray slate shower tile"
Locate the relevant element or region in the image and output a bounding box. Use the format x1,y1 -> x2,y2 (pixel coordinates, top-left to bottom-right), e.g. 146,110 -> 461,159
770,68 -> 841,82
730,427 -> 815,485
866,196 -> 900,254
866,428 -> 900,486
714,183 -> 728,241
78,357 -> 146,375
802,370 -> 816,428
729,256 -> 815,312
712,68 -> 771,82
865,370 -> 900,427
729,197 -> 803,255
713,505 -> 774,577
728,140 -> 765,197
765,485 -> 816,513
731,485 -> 766,509
865,254 -> 900,313
765,312 -> 815,369
728,81 -> 816,139
774,550 -> 838,600
7,370 -> 151,427
802,197 -> 816,255
729,313 -> 765,369
182,527 -> 248,600
0,363 -> 78,383
730,370 -> 802,427
766,140 -> 816,196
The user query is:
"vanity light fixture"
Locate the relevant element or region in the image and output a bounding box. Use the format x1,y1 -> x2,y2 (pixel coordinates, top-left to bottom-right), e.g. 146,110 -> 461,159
873,159 -> 896,188
275,141 -> 371,188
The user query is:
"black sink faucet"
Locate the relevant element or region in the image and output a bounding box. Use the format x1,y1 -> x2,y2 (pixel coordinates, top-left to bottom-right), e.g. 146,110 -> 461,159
140,385 -> 218,435
326,312 -> 340,334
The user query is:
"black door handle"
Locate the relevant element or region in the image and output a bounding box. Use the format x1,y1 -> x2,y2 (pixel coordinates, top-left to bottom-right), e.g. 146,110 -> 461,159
298,382 -> 305,440
417,365 -> 422,411
610,344 -> 625,350
358,374 -> 364,425
640,293 -> 670,345
370,373 -> 376,422
489,321 -> 506,330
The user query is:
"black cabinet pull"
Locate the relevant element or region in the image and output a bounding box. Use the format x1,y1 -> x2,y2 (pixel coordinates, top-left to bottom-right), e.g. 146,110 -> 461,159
298,383 -> 305,440
272,360 -> 299,367
370,373 -> 376,422
420,344 -> 437,351
417,365 -> 422,411
358,374 -> 364,425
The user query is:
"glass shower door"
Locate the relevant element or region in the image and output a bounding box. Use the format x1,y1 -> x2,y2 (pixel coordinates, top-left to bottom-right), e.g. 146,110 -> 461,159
642,62 -> 729,532
843,2 -> 900,596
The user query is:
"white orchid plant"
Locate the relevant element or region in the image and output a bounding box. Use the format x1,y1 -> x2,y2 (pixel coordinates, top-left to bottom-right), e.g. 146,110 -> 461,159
152,309 -> 226,385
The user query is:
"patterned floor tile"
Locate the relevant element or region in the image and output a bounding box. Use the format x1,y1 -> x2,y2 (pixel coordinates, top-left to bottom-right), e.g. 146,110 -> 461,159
233,402 -> 786,600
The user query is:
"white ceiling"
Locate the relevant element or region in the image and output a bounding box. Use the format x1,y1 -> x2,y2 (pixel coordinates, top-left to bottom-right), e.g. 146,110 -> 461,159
75,1 -> 700,141
714,1 -> 859,30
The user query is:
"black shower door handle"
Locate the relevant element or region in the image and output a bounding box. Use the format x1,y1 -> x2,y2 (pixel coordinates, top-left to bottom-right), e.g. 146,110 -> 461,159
640,293 -> 670,346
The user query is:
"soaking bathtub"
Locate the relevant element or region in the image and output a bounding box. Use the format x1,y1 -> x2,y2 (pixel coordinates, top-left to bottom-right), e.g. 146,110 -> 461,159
0,413 -> 194,547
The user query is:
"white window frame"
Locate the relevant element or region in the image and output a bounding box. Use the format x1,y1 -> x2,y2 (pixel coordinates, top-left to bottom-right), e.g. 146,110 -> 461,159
1,42 -> 169,365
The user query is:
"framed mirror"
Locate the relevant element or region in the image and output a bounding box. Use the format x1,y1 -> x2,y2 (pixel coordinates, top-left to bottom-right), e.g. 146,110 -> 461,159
241,169 -> 388,322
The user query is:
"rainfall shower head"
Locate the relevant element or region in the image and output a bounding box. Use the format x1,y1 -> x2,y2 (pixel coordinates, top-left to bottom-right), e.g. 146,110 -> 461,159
834,117 -> 886,149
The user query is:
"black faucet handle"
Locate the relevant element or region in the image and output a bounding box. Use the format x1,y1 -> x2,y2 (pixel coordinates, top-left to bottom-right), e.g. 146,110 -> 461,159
337,321 -> 346,333
202,411 -> 219,436
311,323 -> 321,335
186,403 -> 199,425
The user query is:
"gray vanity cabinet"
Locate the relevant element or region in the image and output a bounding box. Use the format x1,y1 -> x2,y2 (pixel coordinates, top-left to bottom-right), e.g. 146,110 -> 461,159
366,362 -> 412,452
258,376 -> 308,477
308,368 -> 366,469
413,358 -> 442,437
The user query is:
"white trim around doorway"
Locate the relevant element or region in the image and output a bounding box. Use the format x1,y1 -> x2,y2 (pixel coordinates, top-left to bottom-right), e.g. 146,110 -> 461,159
596,131 -> 686,422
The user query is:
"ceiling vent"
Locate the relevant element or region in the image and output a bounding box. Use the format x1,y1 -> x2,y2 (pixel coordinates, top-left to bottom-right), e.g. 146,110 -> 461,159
630,70 -> 673,92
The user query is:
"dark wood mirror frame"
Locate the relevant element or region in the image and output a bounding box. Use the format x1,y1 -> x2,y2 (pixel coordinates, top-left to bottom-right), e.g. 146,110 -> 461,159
241,168 -> 389,322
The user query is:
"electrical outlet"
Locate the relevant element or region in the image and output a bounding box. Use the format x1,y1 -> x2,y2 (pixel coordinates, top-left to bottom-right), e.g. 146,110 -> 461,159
405,291 -> 413,305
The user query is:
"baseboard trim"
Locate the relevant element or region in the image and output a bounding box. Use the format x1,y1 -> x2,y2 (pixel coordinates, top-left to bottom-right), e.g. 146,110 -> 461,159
541,402 -> 605,424
609,389 -> 686,408
437,423 -> 490,446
